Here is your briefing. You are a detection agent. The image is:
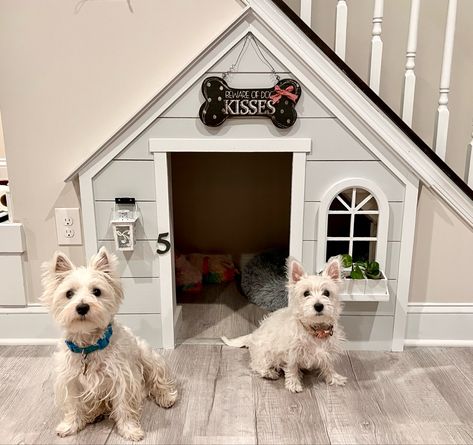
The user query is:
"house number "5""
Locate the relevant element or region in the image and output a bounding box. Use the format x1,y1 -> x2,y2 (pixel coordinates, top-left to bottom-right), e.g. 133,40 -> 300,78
156,232 -> 171,254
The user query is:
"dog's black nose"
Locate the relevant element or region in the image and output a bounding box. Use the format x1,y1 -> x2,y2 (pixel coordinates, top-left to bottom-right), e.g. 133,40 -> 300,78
314,303 -> 324,313
76,303 -> 90,316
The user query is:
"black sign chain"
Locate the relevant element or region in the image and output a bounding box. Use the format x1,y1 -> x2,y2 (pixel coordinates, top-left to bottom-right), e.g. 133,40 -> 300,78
222,32 -> 280,85
199,32 -> 302,129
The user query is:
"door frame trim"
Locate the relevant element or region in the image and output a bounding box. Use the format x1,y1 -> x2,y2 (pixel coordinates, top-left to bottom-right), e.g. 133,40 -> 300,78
152,137 -> 310,348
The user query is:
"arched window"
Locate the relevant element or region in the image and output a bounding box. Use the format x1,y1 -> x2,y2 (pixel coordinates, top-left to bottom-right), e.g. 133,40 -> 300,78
317,179 -> 389,272
326,187 -> 378,261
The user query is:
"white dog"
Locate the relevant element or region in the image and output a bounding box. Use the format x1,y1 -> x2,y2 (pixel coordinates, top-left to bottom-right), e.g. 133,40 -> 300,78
223,256 -> 346,393
41,247 -> 177,441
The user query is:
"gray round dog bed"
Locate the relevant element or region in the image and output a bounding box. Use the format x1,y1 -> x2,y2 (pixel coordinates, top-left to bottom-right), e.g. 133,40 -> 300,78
240,249 -> 288,311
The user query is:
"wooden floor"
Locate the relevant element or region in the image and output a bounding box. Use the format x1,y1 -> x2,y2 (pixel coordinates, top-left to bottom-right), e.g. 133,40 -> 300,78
176,282 -> 268,344
2,344 -> 473,444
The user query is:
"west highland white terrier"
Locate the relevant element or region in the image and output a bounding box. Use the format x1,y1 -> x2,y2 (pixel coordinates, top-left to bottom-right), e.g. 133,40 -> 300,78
223,256 -> 346,393
41,247 -> 177,441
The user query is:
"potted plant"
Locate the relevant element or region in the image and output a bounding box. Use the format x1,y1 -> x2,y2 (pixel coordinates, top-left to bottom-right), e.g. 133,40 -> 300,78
340,254 -> 388,298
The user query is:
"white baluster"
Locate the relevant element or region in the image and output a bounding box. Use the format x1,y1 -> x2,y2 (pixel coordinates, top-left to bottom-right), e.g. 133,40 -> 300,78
335,0 -> 348,60
434,0 -> 458,160
369,0 -> 384,94
300,0 -> 312,26
401,0 -> 421,126
466,125 -> 473,187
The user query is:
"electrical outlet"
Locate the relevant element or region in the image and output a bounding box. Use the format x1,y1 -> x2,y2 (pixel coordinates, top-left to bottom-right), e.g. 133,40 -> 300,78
55,208 -> 82,245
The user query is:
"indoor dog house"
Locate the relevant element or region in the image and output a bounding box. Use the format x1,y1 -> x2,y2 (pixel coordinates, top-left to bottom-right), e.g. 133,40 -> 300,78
66,3 -> 451,351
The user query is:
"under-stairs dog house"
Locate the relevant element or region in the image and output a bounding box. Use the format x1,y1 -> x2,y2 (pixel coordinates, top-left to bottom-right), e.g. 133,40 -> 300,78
67,0 -> 473,351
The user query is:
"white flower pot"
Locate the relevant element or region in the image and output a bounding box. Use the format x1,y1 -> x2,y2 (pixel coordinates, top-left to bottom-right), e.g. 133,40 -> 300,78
339,270 -> 389,301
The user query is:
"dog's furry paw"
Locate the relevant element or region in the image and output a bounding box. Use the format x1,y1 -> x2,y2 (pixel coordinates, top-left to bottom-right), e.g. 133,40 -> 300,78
326,373 -> 347,386
261,368 -> 280,380
56,420 -> 84,437
285,379 -> 303,393
154,388 -> 177,409
117,422 -> 145,442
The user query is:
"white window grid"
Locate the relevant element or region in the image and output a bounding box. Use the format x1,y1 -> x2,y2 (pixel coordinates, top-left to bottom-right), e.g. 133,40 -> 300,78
327,187 -> 379,258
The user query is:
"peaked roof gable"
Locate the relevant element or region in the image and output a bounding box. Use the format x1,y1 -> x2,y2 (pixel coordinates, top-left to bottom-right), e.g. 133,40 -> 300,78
67,0 -> 473,227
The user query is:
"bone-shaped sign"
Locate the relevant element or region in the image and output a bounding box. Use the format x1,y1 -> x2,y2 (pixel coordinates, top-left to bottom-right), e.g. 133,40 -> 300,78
199,76 -> 301,129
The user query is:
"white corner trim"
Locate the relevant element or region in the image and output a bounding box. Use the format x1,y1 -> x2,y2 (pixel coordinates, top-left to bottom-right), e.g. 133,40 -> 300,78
289,152 -> 306,261
405,302 -> 473,347
0,158 -> 7,179
149,138 -> 312,153
154,152 -> 175,350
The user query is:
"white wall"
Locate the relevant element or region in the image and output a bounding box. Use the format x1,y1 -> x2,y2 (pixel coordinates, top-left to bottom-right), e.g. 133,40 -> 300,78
410,185 -> 473,303
0,0 -> 244,303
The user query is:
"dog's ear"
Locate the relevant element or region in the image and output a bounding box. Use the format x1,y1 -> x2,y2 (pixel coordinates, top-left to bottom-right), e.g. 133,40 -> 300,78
40,252 -> 75,305
287,257 -> 305,284
90,246 -> 118,275
322,256 -> 341,281
51,251 -> 75,275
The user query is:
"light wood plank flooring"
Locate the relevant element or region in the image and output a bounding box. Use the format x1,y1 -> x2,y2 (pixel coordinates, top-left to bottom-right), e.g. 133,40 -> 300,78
2,344 -> 473,444
176,282 -> 268,344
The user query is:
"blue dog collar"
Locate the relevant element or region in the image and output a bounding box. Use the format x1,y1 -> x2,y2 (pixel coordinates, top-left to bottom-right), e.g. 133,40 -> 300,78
65,323 -> 113,355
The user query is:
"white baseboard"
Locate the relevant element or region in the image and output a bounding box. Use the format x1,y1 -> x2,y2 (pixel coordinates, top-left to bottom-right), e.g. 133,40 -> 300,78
2,302 -> 473,349
406,303 -> 473,347
0,306 -> 163,348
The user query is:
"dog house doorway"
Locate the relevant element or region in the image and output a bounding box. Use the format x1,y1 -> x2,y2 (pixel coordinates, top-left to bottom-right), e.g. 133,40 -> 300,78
172,152 -> 292,344
150,138 -> 310,348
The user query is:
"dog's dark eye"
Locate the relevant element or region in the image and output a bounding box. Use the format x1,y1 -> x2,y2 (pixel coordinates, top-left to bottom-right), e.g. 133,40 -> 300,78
303,290 -> 311,297
322,290 -> 330,297
92,288 -> 101,297
66,290 -> 74,299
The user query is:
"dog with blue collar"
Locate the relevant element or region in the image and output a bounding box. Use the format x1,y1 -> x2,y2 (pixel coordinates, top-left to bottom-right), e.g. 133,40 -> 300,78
41,247 -> 177,441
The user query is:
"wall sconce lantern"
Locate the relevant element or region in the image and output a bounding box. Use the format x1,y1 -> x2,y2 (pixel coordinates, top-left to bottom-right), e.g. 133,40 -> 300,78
111,197 -> 139,251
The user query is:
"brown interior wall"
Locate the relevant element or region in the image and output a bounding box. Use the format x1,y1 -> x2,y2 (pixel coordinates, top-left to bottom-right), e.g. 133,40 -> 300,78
171,152 -> 292,256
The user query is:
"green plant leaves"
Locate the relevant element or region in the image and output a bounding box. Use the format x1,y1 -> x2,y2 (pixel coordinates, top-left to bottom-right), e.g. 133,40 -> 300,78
350,264 -> 364,279
341,254 -> 352,268
365,260 -> 381,279
340,254 -> 382,280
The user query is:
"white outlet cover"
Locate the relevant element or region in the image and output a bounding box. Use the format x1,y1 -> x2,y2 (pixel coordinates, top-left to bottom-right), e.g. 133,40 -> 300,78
55,208 -> 82,245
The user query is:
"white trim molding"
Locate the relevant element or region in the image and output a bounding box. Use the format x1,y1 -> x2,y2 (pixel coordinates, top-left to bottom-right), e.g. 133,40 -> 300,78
152,138 -> 307,347
0,158 -> 7,179
405,302 -> 473,347
149,138 -> 312,153
154,152 -> 175,349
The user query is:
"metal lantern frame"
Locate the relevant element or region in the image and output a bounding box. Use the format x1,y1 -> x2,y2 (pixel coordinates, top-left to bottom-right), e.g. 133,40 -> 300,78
110,197 -> 139,251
